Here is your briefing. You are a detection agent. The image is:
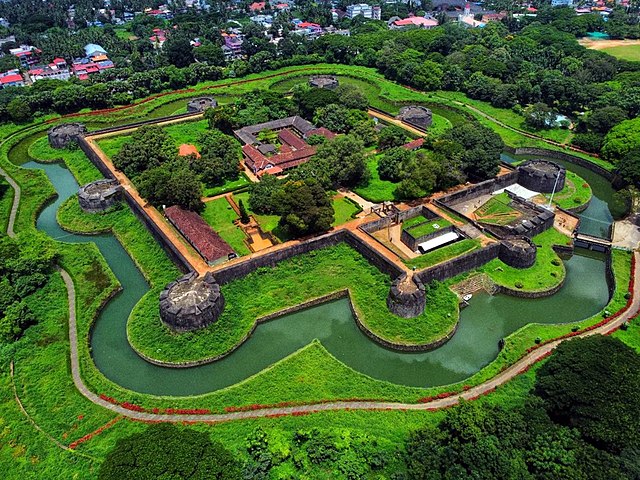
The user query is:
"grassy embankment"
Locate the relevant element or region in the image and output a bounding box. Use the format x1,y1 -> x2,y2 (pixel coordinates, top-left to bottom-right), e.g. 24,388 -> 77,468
0,178 -> 12,234
0,66 -> 633,476
478,228 -> 568,292
542,170 -> 592,210
126,243 -> 459,365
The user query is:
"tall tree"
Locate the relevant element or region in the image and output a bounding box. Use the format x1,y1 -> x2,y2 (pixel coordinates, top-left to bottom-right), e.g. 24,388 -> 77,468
98,424 -> 240,479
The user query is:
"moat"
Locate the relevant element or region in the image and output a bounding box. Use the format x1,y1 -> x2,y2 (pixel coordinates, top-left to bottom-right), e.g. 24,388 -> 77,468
25,157 -> 611,396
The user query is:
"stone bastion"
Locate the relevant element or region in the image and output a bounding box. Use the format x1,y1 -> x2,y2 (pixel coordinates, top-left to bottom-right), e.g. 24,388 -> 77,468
396,106 -> 433,130
48,123 -> 87,149
518,159 -> 566,194
78,179 -> 123,213
386,274 -> 426,318
160,272 -> 225,332
308,75 -> 339,89
498,236 -> 537,269
187,97 -> 217,113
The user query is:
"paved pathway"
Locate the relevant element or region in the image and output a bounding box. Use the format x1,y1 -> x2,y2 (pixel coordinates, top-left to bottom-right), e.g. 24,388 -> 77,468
61,245 -> 640,422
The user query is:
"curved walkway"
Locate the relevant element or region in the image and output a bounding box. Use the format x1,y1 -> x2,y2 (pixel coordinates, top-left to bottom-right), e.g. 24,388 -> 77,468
63,252 -> 640,423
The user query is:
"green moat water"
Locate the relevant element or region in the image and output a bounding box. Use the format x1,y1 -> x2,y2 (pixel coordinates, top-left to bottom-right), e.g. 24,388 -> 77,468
24,158 -> 611,396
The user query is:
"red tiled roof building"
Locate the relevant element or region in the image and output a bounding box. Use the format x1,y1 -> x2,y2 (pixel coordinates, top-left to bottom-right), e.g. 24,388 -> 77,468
234,116 -> 336,177
164,206 -> 234,265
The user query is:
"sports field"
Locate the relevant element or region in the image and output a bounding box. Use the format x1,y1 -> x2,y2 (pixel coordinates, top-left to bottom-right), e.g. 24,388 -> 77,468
579,38 -> 640,61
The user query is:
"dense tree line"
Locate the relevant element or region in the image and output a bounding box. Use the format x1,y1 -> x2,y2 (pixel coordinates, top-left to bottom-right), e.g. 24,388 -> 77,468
113,125 -> 241,211
2,4 -> 639,187
0,233 -> 57,343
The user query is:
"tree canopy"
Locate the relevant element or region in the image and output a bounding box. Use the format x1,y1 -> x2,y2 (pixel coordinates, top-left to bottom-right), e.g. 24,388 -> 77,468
534,336 -> 640,455
113,126 -> 175,178
98,424 -> 240,480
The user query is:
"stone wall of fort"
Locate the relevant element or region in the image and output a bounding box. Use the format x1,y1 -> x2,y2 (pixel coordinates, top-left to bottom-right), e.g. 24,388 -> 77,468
416,243 -> 501,284
507,147 -> 625,188
77,136 -> 193,273
437,170 -> 520,207
213,230 -> 405,285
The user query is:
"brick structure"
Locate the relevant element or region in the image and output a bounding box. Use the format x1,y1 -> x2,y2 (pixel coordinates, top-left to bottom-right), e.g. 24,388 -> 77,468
187,97 -> 217,113
78,179 -> 123,213
308,75 -> 339,89
396,106 -> 433,130
498,236 -> 537,269
518,159 -> 566,193
386,274 -> 426,318
48,123 -> 87,149
159,272 -> 225,332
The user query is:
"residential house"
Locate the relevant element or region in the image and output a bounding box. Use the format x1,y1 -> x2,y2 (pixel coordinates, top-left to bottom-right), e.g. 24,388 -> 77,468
10,45 -> 40,68
388,16 -> 438,29
28,58 -> 71,82
0,69 -> 24,89
250,2 -> 266,12
222,33 -> 244,60
346,4 -> 377,19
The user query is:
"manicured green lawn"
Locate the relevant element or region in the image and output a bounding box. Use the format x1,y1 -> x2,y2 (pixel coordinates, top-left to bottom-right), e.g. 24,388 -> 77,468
405,239 -> 482,270
601,44 -> 640,61
406,218 -> 452,238
353,156 -> 398,203
543,171 -> 592,210
127,243 -> 459,364
479,228 -> 568,292
202,174 -> 251,197
233,191 -> 281,234
402,215 -> 429,230
332,197 -> 360,226
201,198 -> 251,256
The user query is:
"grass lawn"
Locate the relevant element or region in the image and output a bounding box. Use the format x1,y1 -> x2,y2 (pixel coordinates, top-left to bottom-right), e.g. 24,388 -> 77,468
404,239 -> 482,270
543,170 -> 592,210
601,44 -> 640,61
479,228 -> 568,292
353,156 -> 398,203
332,196 -> 360,226
203,174 -> 252,197
233,191 -> 281,234
0,178 -> 12,234
201,198 -> 251,256
127,243 -> 459,364
475,193 -> 521,226
406,218 -> 452,238
402,215 -> 429,230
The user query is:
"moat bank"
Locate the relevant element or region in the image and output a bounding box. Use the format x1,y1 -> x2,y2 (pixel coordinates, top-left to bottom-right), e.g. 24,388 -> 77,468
23,158 -> 609,396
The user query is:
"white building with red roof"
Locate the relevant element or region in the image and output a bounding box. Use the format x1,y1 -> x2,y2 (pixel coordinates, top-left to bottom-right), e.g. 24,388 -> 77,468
0,69 -> 24,89
388,16 -> 438,29
28,58 -> 70,82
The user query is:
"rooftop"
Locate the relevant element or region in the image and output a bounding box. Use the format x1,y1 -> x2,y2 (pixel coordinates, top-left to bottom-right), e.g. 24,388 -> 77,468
165,206 -> 234,263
